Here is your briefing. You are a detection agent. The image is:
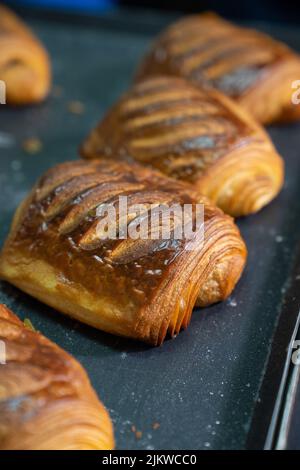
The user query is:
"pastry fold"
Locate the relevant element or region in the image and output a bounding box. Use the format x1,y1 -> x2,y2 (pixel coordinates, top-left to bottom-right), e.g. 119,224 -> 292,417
0,160 -> 246,345
0,5 -> 51,104
135,12 -> 300,124
81,76 -> 284,216
0,304 -> 114,450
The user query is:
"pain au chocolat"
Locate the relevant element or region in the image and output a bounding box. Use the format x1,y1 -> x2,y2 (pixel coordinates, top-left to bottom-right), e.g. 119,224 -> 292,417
0,160 -> 246,346
81,76 -> 284,217
0,304 -> 114,450
0,4 -> 51,104
135,13 -> 300,124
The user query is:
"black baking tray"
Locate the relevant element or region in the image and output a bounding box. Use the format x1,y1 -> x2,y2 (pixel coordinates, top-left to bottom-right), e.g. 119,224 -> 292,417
1,6 -> 300,450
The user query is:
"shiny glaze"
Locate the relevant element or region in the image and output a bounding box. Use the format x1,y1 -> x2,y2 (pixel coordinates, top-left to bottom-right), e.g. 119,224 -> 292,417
136,13 -> 290,99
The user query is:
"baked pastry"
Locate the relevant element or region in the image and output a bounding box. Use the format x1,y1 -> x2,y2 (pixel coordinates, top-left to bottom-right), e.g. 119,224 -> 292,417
0,303 -> 114,450
0,4 -> 51,104
81,76 -> 284,216
135,13 -> 300,124
0,160 -> 246,345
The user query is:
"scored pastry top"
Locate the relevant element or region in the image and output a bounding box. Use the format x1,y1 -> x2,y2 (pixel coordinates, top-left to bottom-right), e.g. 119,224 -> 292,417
8,159 -> 216,301
0,304 -> 114,450
81,76 -> 266,183
136,13 -> 293,98
134,13 -> 300,124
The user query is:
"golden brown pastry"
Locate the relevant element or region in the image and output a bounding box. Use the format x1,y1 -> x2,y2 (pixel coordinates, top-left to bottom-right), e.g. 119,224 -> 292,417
0,160 -> 246,345
0,303 -> 114,450
81,76 -> 284,217
0,4 -> 51,104
135,13 -> 300,124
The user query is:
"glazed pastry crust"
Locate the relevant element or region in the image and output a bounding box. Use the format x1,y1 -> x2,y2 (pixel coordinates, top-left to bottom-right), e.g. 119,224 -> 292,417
0,4 -> 51,104
81,76 -> 284,216
0,304 -> 114,450
135,12 -> 300,124
0,160 -> 246,345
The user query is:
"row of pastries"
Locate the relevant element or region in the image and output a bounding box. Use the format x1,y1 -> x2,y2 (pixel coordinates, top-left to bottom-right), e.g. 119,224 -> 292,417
0,4 -> 299,449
